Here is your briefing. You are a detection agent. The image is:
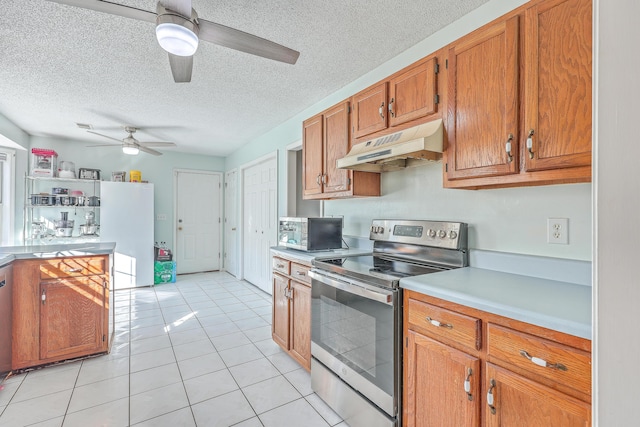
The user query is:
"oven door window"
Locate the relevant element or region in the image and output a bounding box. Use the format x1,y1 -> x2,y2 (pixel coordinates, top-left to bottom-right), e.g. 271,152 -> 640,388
311,280 -> 395,396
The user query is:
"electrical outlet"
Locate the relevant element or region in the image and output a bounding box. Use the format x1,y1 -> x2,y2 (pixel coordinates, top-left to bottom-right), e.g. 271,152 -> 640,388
156,214 -> 167,221
547,218 -> 569,244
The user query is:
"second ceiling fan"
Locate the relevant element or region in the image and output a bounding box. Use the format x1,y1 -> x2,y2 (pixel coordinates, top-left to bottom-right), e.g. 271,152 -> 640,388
47,0 -> 300,82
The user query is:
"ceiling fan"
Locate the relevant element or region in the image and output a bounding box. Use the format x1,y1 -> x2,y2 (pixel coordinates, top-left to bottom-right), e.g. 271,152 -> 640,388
47,0 -> 300,82
87,126 -> 177,156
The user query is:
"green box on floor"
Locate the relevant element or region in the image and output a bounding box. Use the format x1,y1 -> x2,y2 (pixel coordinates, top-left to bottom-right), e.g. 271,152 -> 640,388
154,260 -> 176,284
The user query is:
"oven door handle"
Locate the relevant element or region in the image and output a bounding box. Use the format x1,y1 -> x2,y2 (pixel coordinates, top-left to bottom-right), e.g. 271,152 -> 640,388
309,269 -> 394,306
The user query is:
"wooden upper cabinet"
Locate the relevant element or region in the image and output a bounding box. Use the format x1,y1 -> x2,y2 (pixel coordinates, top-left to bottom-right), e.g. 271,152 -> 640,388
446,16 -> 520,180
352,82 -> 388,139
302,100 -> 380,200
302,114 -> 323,197
522,0 -> 592,173
323,102 -> 352,195
389,57 -> 438,127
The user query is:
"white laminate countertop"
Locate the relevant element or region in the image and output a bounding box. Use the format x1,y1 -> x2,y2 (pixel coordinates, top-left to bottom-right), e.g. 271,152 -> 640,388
401,267 -> 591,340
270,246 -> 371,263
0,242 -> 116,267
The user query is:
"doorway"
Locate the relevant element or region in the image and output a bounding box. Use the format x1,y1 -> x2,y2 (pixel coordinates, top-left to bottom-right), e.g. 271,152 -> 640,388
241,153 -> 277,294
224,169 -> 239,277
174,170 -> 223,274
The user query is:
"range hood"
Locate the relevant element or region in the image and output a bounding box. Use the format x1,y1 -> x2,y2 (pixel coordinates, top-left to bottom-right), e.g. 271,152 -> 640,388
337,119 -> 444,172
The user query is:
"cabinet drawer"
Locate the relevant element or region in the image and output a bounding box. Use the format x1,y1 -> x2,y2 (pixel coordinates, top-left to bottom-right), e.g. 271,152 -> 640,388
406,298 -> 481,350
40,257 -> 106,279
487,323 -> 591,396
272,257 -> 290,275
290,263 -> 311,285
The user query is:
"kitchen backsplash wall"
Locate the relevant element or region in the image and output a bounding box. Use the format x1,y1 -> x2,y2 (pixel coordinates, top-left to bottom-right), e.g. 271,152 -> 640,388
324,163 -> 591,261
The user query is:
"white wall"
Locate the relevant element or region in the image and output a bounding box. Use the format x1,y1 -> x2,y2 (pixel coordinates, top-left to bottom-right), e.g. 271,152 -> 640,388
26,136 -> 225,250
594,0 -> 639,424
325,165 -> 591,260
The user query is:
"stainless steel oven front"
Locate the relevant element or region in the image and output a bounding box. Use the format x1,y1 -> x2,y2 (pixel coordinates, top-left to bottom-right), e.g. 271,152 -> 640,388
309,268 -> 401,427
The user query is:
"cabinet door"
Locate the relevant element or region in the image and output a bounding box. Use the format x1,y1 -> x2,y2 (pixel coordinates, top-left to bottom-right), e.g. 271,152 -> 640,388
485,363 -> 590,427
389,57 -> 438,127
272,273 -> 290,350
289,280 -> 311,370
40,277 -> 106,360
404,330 -> 480,427
522,0 -> 592,172
302,114 -> 324,197
323,101 -> 352,195
446,16 -> 520,180
352,82 -> 388,139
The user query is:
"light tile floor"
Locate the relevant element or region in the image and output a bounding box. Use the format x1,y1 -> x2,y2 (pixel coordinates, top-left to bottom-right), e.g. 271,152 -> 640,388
0,272 -> 348,427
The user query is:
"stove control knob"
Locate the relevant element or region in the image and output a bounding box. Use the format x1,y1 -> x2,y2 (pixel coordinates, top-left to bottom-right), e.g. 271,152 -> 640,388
438,230 -> 447,239
427,229 -> 436,238
378,227 -> 384,234
370,226 -> 375,233
449,230 -> 458,239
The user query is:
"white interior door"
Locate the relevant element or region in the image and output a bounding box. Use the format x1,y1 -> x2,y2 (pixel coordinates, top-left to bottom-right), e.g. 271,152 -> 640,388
242,156 -> 277,294
224,169 -> 238,277
175,170 -> 222,274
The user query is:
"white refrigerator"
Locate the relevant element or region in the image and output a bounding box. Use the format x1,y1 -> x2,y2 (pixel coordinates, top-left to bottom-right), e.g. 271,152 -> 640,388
100,181 -> 154,289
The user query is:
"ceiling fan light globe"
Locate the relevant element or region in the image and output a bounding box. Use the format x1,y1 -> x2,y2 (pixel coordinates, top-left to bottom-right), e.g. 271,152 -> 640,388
122,145 -> 140,155
156,23 -> 199,56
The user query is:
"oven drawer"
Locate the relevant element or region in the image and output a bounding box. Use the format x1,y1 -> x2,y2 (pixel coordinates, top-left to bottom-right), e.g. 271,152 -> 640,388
272,257 -> 291,276
406,298 -> 481,351
487,323 -> 591,396
290,262 -> 311,285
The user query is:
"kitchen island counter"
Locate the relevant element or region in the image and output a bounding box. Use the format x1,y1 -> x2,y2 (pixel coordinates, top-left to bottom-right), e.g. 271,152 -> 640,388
401,266 -> 591,339
0,242 -> 115,262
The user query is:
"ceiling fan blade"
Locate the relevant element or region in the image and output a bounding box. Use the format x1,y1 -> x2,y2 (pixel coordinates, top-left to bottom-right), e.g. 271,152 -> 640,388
139,142 -> 177,147
86,143 -> 121,148
159,0 -> 192,18
168,53 -> 193,83
137,145 -> 163,156
87,130 -> 124,143
198,19 -> 300,65
46,0 -> 156,23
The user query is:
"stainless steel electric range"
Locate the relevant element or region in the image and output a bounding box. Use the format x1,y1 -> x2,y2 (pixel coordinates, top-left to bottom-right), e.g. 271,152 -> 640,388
308,219 -> 468,427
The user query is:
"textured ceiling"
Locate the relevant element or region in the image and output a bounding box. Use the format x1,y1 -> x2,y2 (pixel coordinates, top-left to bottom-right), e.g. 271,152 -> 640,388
0,0 -> 489,156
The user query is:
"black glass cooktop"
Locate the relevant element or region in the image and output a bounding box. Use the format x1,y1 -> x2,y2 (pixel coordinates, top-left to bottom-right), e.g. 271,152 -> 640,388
313,254 -> 445,289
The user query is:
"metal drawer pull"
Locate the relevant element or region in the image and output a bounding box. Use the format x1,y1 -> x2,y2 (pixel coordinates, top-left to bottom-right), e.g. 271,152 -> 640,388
295,271 -> 306,276
64,268 -> 83,273
526,129 -> 535,159
276,264 -> 285,269
388,98 -> 395,118
379,102 -> 385,120
425,317 -> 452,329
487,379 -> 496,414
505,133 -> 514,163
519,350 -> 568,371
316,175 -> 321,186
41,290 -> 46,304
464,368 -> 473,401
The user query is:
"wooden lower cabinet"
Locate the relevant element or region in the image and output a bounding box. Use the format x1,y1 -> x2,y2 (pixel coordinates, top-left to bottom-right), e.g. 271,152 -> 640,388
404,329 -> 480,427
485,363 -> 591,427
271,255 -> 312,370
403,290 -> 591,427
12,256 -> 110,370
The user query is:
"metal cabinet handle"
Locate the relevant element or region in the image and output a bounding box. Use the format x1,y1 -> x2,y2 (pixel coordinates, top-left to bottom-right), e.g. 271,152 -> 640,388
379,102 -> 385,120
519,350 -> 568,371
487,379 -> 497,414
505,133 -> 514,163
321,174 -> 327,185
388,98 -> 395,118
64,268 -> 82,273
464,368 -> 473,401
276,264 -> 285,269
295,271 -> 306,276
425,316 -> 453,329
316,175 -> 321,186
41,290 -> 46,305
526,129 -> 535,159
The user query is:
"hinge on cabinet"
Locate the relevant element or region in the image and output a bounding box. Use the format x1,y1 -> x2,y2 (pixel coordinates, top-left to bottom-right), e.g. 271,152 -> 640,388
445,59 -> 448,69
347,177 -> 352,186
434,94 -> 440,105
103,335 -> 106,342
405,337 -> 408,348
434,62 -> 440,74
347,105 -> 351,114
218,217 -> 221,223
445,163 -> 448,172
